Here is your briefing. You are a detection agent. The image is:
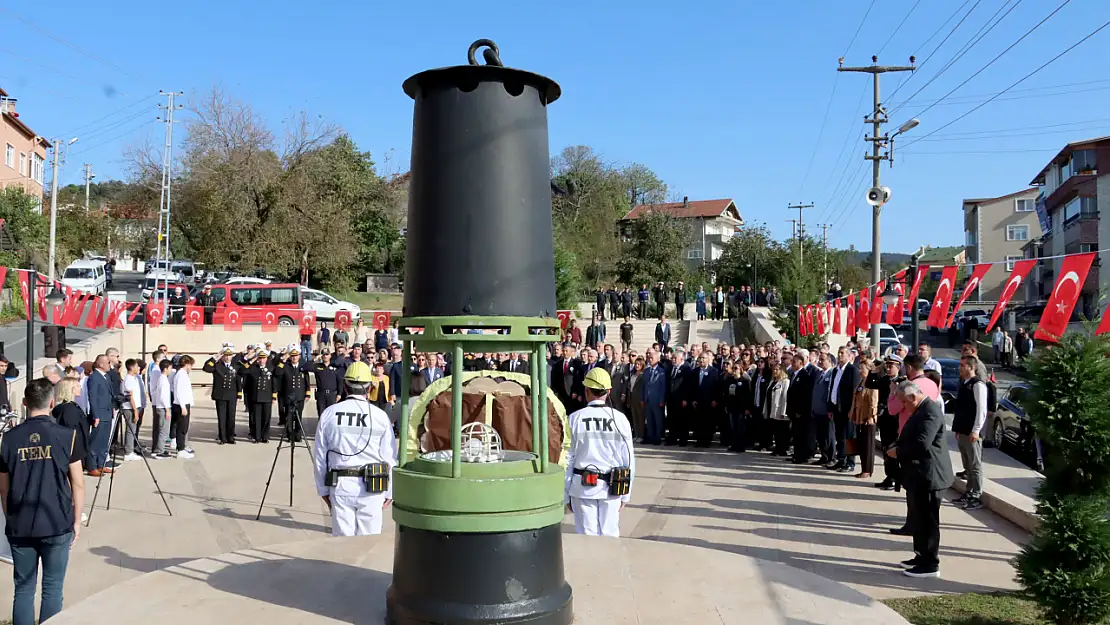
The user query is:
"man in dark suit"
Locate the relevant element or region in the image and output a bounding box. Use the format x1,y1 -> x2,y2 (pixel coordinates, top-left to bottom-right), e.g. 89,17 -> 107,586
665,349 -> 693,446
889,381 -> 953,579
550,345 -> 581,413
500,353 -> 528,374
826,346 -> 859,471
787,350 -> 818,463
641,348 -> 668,444
655,314 -> 672,352
691,353 -> 721,447
652,282 -> 667,316
571,349 -> 600,408
85,354 -> 115,476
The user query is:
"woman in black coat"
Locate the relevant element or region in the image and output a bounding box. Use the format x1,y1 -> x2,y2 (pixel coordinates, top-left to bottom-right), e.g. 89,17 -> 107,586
52,376 -> 89,464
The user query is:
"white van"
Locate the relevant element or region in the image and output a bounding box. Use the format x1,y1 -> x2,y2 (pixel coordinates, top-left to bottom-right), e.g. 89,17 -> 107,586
61,259 -> 107,295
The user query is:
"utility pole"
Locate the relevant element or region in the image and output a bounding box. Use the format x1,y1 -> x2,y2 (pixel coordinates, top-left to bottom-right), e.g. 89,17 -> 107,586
787,202 -> 813,265
83,163 -> 94,214
154,91 -> 183,305
839,55 -> 915,350
46,137 -> 78,283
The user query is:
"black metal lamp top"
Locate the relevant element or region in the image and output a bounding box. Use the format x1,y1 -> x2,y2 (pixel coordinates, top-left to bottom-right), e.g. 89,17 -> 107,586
403,39 -> 561,104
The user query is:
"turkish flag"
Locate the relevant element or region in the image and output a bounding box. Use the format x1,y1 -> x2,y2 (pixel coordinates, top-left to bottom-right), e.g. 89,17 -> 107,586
334,310 -> 352,332
57,291 -> 86,326
147,304 -> 165,327
83,296 -> 103,330
870,280 -> 886,325
927,266 -> 959,328
1036,252 -> 1095,343
35,275 -> 50,321
224,303 -> 243,331
262,309 -> 279,332
986,260 -> 1036,333
16,270 -> 31,319
815,304 -> 826,335
886,270 -> 907,326
127,301 -> 143,322
300,310 -> 317,336
846,294 -> 856,336
372,311 -> 391,332
907,264 -> 930,319
797,306 -> 807,336
104,300 -> 130,329
857,288 -> 871,335
185,304 -> 204,331
945,264 -> 992,327
832,299 -> 842,334
556,310 -> 573,329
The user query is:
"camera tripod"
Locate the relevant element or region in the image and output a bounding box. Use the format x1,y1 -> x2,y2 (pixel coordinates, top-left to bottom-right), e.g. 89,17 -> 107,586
87,409 -> 173,526
255,405 -> 314,519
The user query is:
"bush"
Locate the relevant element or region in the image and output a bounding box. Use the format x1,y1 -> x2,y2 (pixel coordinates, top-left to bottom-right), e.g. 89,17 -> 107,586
1015,330 -> 1110,625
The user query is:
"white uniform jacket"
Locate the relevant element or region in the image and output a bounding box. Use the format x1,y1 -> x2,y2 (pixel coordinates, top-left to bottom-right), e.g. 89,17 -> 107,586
313,396 -> 398,498
564,400 -> 635,504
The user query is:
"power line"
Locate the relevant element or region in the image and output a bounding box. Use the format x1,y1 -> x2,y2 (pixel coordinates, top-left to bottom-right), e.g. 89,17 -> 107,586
60,93 -> 158,138
878,0 -> 925,55
0,46 -> 116,93
816,82 -> 870,222
902,17 -> 1110,149
888,78 -> 1110,108
843,0 -> 879,57
915,116 -> 1110,138
887,0 -> 982,101
901,147 -> 1060,155
68,118 -> 156,159
0,7 -> 148,85
76,109 -> 152,144
913,122 -> 1110,142
902,0 -> 1075,122
890,0 -> 1025,114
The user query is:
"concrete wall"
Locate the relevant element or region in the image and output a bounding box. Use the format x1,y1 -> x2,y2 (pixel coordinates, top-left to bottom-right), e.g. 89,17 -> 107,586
746,306 -> 787,345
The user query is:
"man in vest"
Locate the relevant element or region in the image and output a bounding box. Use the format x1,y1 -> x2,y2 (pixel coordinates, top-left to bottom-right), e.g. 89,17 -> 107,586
952,355 -> 987,511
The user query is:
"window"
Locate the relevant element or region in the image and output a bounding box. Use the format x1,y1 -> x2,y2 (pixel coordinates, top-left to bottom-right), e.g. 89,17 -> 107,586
1005,255 -> 1023,271
1006,225 -> 1029,241
687,249 -> 703,260
1073,149 -> 1098,174
1015,198 -> 1034,212
230,288 -> 263,306
32,154 -> 44,183
265,287 -> 297,305
18,152 -> 25,176
965,230 -> 976,246
4,144 -> 13,168
209,287 -> 226,304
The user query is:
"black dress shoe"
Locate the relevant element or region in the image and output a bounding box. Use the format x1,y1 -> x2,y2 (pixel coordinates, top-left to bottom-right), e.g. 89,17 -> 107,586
217,440 -> 225,445
889,527 -> 912,536
875,478 -> 893,489
228,439 -> 236,445
900,557 -> 922,568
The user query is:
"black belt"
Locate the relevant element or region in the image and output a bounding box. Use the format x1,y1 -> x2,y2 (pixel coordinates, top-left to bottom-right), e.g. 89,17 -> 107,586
572,467 -> 612,481
331,468 -> 363,478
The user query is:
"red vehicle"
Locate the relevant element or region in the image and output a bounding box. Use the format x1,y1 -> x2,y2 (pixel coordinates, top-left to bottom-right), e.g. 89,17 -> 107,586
207,283 -> 304,326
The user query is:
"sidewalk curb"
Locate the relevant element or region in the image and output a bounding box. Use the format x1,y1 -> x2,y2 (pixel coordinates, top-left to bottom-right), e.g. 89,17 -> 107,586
951,476 -> 1039,533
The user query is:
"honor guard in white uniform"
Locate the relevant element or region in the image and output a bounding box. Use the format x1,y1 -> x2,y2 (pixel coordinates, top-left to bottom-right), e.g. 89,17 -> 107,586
564,368 -> 636,537
313,361 -> 398,536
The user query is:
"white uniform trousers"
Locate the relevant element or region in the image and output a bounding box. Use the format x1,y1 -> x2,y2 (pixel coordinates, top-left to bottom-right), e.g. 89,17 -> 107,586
331,493 -> 385,537
571,497 -> 622,537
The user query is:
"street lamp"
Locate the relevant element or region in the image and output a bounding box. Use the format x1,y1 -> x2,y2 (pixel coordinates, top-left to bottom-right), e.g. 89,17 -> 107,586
47,137 -> 79,283
880,282 -> 900,307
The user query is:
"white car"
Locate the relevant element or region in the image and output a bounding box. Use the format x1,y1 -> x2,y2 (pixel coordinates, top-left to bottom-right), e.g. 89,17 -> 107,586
141,270 -> 186,302
301,287 -> 360,321
61,259 -> 107,295
223,277 -> 272,285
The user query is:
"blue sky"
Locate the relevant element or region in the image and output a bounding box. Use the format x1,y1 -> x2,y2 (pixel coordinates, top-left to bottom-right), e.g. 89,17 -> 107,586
2,0 -> 1107,255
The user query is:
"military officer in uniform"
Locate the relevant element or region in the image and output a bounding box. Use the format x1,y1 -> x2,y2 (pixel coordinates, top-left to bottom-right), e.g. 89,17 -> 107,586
246,352 -> 276,443
203,344 -> 240,444
312,350 -> 342,416
313,361 -> 397,536
234,344 -> 255,425
564,368 -> 636,537
276,345 -> 290,426
277,346 -> 311,442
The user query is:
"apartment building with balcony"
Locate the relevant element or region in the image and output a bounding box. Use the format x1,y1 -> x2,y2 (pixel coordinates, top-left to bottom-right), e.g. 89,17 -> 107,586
962,188 -> 1040,302
1,87 -> 49,211
1027,135 -> 1109,319
620,197 -> 744,271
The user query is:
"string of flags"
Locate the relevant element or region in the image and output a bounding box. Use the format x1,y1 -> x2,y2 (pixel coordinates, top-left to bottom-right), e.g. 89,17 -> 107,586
6,268 -> 391,334
797,251 -> 1103,344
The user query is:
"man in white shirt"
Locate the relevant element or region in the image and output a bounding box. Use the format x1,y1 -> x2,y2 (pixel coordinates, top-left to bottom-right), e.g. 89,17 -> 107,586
120,359 -> 145,461
917,343 -> 943,377
151,359 -> 173,458
171,356 -> 196,459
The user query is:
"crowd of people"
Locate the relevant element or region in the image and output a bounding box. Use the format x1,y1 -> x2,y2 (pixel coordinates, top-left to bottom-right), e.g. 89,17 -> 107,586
592,283 -> 780,321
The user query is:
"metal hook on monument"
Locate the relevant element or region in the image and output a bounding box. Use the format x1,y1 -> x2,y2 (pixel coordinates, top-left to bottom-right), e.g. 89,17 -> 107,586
468,39 -> 503,67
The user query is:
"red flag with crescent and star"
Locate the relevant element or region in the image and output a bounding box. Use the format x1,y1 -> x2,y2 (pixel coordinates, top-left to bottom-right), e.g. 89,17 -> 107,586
832,299 -> 842,334
1095,300 -> 1110,336
556,310 -> 573,329
1036,252 -> 1095,343
16,270 -> 31,319
334,310 -> 352,332
797,306 -> 807,336
262,309 -> 279,332
846,294 -> 856,336
886,270 -> 907,326
83,296 -> 104,330
986,260 -> 1036,333
870,280 -> 886,325
826,301 -> 834,334
127,301 -> 143,322
105,299 -> 130,329
927,266 -> 959,328
907,264 -> 930,320
224,302 -> 243,331
856,288 -> 871,335
300,310 -> 317,336
946,264 -> 992,327
185,304 -> 204,331
807,305 -> 817,336
372,311 -> 391,331
815,304 -> 826,335
147,304 -> 165,328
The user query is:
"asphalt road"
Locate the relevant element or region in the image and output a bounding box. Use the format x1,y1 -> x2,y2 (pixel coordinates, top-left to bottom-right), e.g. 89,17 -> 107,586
0,270 -> 147,369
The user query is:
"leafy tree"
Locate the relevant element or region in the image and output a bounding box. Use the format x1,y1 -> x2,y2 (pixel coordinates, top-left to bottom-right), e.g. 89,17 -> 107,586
553,243 -> 582,310
711,224 -> 786,291
1016,330 -> 1110,625
615,211 -> 691,288
0,187 -> 48,265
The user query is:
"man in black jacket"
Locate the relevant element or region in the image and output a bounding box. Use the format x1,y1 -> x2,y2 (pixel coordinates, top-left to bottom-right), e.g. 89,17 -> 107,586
889,380 -> 953,578
787,350 -> 817,463
0,355 -> 20,411
826,346 -> 859,471
673,282 -> 687,321
594,288 -> 607,321
665,349 -> 693,446
652,282 -> 667,317
691,353 -> 720,447
607,287 -> 620,322
276,348 -> 311,442
550,345 -> 581,413
203,346 -> 240,444
870,354 -> 905,491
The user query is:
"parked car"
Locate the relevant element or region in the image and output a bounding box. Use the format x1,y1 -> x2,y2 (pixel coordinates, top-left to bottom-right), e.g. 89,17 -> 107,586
301,287 -> 361,321
223,276 -> 272,285
209,283 -> 303,326
61,259 -> 108,296
959,308 -> 991,329
991,382 -> 1040,457
935,357 -> 961,413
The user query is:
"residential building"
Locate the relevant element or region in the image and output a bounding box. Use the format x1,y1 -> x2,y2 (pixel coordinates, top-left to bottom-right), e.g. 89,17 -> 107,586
917,245 -> 967,268
620,197 -> 744,271
1,87 -> 49,211
1028,135 -> 1108,319
962,188 -> 1040,302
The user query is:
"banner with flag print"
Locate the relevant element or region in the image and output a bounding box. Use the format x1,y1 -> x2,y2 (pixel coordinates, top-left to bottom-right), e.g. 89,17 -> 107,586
986,259 -> 1036,333
224,302 -> 243,331
300,310 -> 317,336
556,310 -> 573,330
1036,252 -> 1095,343
870,280 -> 885,325
886,270 -> 907,326
907,264 -> 930,322
946,264 -> 992,328
185,304 -> 204,331
832,299 -> 842,334
846,294 -> 856,336
372,311 -> 391,331
857,288 -> 871,335
927,266 -> 959,328
798,306 -> 807,336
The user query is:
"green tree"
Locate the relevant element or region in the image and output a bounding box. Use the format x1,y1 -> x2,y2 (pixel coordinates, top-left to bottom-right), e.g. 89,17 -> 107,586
553,243 -> 582,309
615,211 -> 691,288
1016,329 -> 1110,625
712,224 -> 787,290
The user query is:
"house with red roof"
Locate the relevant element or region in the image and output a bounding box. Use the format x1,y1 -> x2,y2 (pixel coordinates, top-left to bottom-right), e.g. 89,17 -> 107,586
620,196 -> 744,270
